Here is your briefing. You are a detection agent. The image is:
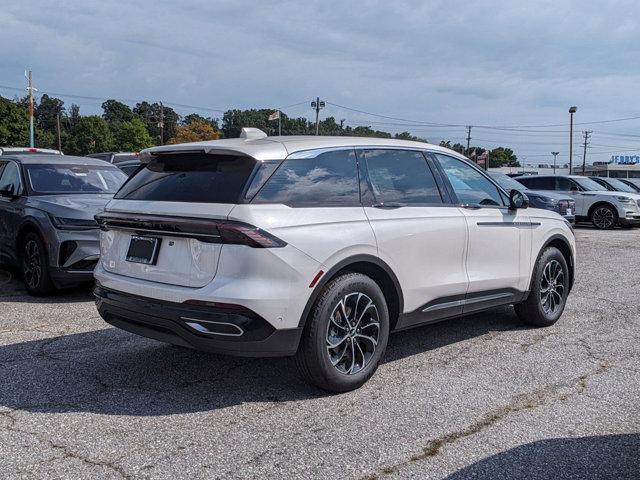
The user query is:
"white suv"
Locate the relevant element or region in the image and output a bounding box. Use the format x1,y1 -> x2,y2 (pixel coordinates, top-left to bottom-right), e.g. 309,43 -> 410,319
94,130 -> 576,392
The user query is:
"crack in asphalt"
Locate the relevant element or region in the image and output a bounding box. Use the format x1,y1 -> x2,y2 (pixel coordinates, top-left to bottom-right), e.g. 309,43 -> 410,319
361,342 -> 611,480
0,408 -> 131,478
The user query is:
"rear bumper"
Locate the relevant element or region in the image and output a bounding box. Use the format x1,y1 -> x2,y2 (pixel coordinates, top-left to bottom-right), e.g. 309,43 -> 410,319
94,286 -> 302,357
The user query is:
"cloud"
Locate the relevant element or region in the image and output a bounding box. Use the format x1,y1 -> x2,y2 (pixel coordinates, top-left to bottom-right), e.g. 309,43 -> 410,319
1,0 -> 640,162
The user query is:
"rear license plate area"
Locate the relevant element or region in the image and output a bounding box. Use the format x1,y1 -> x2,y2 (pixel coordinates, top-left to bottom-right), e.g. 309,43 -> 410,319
126,236 -> 161,265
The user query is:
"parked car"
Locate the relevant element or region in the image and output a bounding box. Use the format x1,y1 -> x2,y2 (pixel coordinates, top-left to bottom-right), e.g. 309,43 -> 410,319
489,172 -> 575,223
1,147 -> 63,155
94,131 -> 576,392
589,176 -> 640,194
87,152 -> 139,164
115,159 -> 141,177
620,178 -> 640,192
0,154 -> 127,295
515,175 -> 640,229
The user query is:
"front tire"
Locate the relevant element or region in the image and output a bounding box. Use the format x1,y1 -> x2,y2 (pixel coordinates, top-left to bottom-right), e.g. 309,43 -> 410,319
590,204 -> 617,229
515,246 -> 569,327
295,273 -> 389,392
22,232 -> 55,296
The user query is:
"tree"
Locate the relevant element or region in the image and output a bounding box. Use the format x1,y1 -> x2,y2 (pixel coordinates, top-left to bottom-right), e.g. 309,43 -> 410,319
66,116 -> 114,155
168,119 -> 220,144
489,147 -> 520,167
182,113 -> 219,131
221,109 -> 275,138
102,100 -> 133,124
111,118 -> 154,151
36,94 -> 65,132
395,131 -> 427,142
0,97 -> 29,146
134,101 -> 178,144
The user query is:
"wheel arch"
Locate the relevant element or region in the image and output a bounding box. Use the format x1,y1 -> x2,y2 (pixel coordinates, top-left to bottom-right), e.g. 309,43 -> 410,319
541,234 -> 575,292
16,220 -> 46,260
298,254 -> 404,331
587,201 -> 619,222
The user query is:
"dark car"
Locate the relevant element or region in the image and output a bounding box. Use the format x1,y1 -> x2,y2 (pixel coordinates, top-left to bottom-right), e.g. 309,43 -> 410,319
590,176 -> 640,194
115,159 -> 141,177
489,172 -> 575,223
0,154 -> 126,295
87,152 -> 140,164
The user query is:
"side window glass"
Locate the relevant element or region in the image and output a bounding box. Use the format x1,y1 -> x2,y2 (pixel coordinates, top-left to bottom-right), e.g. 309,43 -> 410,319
253,149 -> 359,206
556,178 -> 573,191
363,149 -> 442,204
0,162 -> 22,194
435,154 -> 505,207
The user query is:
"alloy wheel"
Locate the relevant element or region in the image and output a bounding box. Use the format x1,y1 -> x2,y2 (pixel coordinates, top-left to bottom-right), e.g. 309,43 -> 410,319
592,206 -> 615,229
23,240 -> 42,289
540,259 -> 565,316
326,292 -> 380,375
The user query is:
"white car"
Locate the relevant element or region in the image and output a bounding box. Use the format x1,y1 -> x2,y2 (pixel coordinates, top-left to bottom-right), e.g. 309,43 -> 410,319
516,175 -> 640,229
94,130 -> 576,392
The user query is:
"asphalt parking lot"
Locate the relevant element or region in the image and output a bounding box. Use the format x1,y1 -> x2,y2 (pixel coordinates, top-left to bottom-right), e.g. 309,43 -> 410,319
1,228 -> 639,479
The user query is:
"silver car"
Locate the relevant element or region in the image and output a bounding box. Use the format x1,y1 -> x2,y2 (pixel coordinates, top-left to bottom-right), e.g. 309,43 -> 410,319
0,154 -> 126,295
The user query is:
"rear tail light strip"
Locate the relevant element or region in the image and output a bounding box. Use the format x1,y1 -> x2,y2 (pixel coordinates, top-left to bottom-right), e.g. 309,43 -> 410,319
95,212 -> 286,248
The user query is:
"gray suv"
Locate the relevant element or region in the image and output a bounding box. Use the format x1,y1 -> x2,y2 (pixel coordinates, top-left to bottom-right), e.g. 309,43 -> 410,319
0,154 -> 126,295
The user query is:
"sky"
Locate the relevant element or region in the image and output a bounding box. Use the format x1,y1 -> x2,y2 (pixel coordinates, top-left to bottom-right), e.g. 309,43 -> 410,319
2,0 -> 640,166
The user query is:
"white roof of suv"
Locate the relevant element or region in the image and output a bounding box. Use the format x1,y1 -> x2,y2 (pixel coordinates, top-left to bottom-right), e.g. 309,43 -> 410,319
140,131 -> 466,162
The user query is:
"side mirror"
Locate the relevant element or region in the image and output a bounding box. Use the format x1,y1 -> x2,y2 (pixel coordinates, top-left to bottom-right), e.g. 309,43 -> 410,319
0,187 -> 16,198
509,189 -> 529,210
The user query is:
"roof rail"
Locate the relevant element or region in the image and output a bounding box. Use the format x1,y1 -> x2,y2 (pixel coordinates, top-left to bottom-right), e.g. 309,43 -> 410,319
240,128 -> 267,140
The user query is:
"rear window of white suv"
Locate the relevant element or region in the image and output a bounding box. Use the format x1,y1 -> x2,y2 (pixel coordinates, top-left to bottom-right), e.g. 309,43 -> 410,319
115,153 -> 258,203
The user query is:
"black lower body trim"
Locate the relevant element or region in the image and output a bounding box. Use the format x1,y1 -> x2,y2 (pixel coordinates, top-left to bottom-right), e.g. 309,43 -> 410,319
50,267 -> 95,288
396,288 -> 526,331
94,286 -> 302,357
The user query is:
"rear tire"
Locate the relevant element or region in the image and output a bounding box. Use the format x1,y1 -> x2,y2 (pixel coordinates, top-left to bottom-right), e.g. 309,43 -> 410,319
515,246 -> 568,327
590,204 -> 617,229
21,232 -> 55,296
295,273 -> 389,392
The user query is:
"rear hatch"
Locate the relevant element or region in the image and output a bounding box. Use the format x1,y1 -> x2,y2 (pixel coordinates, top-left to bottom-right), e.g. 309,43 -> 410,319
98,151 -> 274,288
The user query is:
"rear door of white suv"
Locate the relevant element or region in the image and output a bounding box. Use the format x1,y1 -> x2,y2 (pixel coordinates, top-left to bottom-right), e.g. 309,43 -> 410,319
432,153 -> 532,311
358,148 -> 469,328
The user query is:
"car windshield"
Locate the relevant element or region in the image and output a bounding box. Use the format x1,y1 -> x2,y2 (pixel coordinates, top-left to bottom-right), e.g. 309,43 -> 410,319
573,177 -> 610,191
112,154 -> 139,164
489,173 -> 525,191
25,164 -> 127,194
604,178 -> 637,193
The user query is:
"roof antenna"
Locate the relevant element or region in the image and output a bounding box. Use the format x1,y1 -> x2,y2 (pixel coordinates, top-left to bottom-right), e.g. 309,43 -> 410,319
240,128 -> 267,140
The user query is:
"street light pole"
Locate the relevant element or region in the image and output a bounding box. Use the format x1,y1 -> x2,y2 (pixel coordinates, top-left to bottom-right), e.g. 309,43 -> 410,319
569,106 -> 577,173
551,151 -> 559,174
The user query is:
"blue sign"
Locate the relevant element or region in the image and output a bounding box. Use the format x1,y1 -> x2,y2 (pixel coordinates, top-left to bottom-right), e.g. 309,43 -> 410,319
611,155 -> 640,164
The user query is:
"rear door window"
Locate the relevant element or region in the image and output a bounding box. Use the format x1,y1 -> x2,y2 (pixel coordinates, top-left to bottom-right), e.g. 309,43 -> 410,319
115,153 -> 258,203
519,176 -> 555,190
362,149 -> 443,204
253,149 -> 359,206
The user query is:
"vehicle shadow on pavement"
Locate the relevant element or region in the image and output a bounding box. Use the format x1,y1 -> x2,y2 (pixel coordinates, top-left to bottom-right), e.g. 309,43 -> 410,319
445,433 -> 640,479
0,267 -> 94,303
0,307 -> 524,416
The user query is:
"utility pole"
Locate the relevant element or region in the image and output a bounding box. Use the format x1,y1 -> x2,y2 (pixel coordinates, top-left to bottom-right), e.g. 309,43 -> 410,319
56,113 -> 62,151
25,70 -> 35,148
551,151 -> 559,174
465,125 -> 472,155
569,106 -> 577,173
311,97 -> 325,136
158,102 -> 164,145
581,131 -> 592,175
